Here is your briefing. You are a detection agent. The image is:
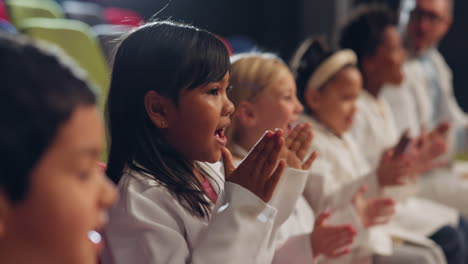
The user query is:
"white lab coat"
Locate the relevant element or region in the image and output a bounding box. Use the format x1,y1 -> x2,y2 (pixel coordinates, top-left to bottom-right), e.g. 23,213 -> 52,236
301,114 -> 392,264
229,145 -> 315,264
350,91 -> 457,258
383,49 -> 468,156
101,161 -> 308,264
381,61 -> 429,138
382,50 -> 468,218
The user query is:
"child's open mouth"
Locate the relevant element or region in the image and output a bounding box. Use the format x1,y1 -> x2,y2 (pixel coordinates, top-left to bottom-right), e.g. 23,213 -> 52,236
215,128 -> 227,146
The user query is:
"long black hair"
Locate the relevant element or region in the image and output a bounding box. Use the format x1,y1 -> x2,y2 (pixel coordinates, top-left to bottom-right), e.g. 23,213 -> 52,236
106,21 -> 230,218
0,34 -> 96,203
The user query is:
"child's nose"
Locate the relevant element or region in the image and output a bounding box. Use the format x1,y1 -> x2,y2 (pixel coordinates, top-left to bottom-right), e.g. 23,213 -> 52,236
295,98 -> 304,114
223,96 -> 235,117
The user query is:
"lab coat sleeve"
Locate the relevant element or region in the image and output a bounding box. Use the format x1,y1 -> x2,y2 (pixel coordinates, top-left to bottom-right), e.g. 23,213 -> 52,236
431,51 -> 468,153
302,159 -> 330,212
434,51 -> 468,126
445,84 -> 468,153
230,157 -> 312,263
102,181 -> 278,264
381,83 -> 422,137
231,158 -> 310,228
304,160 -> 379,213
324,171 -> 380,208
269,167 -> 310,229
272,234 -> 314,264
193,182 -> 279,264
440,65 -> 468,152
349,106 -> 371,160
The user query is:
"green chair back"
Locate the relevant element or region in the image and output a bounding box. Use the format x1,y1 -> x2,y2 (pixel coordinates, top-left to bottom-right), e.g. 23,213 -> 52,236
6,0 -> 64,28
21,17 -> 110,109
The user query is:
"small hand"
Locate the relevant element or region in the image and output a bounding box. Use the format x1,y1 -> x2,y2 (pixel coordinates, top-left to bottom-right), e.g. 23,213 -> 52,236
377,149 -> 413,187
310,211 -> 357,258
353,186 -> 395,228
413,122 -> 450,173
283,123 -> 317,170
223,130 -> 286,202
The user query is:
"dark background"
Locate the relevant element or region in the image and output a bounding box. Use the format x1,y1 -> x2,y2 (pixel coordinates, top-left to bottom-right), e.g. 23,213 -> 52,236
108,0 -> 467,111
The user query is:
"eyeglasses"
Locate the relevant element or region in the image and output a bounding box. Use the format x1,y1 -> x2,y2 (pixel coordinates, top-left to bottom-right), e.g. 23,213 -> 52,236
410,8 -> 447,25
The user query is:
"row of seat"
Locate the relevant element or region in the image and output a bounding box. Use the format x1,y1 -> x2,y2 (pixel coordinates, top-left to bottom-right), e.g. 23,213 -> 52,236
3,0 -> 141,108
2,0 -> 262,110
7,0 -> 143,27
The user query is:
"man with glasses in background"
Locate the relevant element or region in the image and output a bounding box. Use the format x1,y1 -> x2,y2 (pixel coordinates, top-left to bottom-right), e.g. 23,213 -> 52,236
382,0 -> 468,219
405,0 -> 464,145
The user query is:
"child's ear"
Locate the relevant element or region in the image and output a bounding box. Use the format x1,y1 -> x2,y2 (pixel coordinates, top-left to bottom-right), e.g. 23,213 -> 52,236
235,101 -> 256,127
144,90 -> 170,129
0,192 -> 9,237
304,89 -> 321,111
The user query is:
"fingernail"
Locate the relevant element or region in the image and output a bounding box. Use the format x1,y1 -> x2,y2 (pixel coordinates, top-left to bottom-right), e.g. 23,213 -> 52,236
279,159 -> 286,167
276,129 -> 283,136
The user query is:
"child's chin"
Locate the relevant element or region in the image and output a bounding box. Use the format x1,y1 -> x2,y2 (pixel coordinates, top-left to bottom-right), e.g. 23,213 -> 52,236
204,152 -> 222,164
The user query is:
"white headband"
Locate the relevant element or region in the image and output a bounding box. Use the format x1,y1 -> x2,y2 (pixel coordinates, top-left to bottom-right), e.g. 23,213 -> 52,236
305,49 -> 357,92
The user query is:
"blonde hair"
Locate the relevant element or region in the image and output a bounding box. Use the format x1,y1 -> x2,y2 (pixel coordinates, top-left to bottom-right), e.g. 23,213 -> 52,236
227,52 -> 291,150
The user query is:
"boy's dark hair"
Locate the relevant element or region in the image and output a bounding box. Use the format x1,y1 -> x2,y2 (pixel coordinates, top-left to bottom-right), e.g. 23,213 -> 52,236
106,20 -> 230,218
0,34 -> 96,203
339,4 -> 397,64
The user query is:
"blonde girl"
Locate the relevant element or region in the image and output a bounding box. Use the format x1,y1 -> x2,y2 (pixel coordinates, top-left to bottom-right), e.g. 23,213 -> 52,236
227,52 -> 357,262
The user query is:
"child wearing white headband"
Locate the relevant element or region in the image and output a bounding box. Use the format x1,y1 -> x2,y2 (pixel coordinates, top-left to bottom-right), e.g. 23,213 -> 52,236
290,38 -> 444,264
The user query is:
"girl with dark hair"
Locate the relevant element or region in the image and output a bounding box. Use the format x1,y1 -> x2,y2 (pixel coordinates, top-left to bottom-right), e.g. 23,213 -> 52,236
0,35 -> 117,264
290,35 -> 455,263
102,21 -> 296,263
341,5 -> 468,264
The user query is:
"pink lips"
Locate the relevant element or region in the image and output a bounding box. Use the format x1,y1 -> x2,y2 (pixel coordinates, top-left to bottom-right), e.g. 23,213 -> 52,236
215,129 -> 227,146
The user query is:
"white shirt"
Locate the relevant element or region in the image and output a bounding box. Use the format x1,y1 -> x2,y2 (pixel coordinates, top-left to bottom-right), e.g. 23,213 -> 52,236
229,144 -> 315,264
383,49 -> 468,158
351,91 -> 458,237
302,115 -> 392,263
101,162 -> 280,264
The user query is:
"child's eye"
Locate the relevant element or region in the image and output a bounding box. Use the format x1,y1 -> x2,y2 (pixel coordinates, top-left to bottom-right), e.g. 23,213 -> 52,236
77,166 -> 98,181
208,88 -> 220,96
226,85 -> 233,93
78,171 -> 92,181
284,95 -> 293,100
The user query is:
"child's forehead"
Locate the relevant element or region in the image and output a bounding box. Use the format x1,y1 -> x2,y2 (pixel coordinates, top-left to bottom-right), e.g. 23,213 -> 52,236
267,69 -> 295,88
324,66 -> 360,86
198,72 -> 230,87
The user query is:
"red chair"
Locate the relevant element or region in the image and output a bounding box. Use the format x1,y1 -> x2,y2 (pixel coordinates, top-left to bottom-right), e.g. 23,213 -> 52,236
103,7 -> 142,27
0,0 -> 9,21
216,35 -> 234,56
